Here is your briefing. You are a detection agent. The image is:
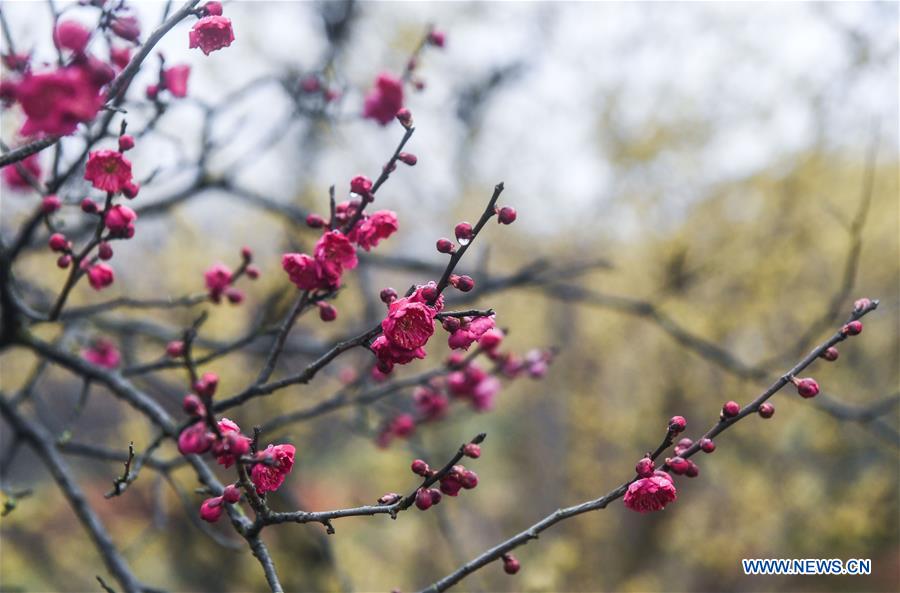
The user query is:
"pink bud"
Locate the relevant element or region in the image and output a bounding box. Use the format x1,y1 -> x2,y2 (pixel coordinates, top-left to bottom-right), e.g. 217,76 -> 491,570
497,206 -> 517,224
758,402 -> 775,419
411,459 -> 429,476
245,265 -> 260,280
635,457 -> 655,477
378,492 -> 402,505
414,488 -> 433,510
222,484 -> 241,504
454,275 -> 475,292
853,298 -> 872,312
667,456 -> 689,474
427,30 -> 446,48
118,134 -> 135,152
429,488 -> 442,505
794,377 -> 819,398
41,195 -> 61,214
240,246 -> 253,261
436,238 -> 454,253
460,470 -> 478,489
98,242 -> 113,260
350,175 -> 373,197
441,316 -> 461,332
57,254 -> 72,269
699,438 -> 715,453
479,328 -> 503,350
81,198 -> 98,213
166,340 -> 185,358
225,287 -> 244,304
199,496 -> 223,522
463,443 -> 481,458
842,321 -> 863,336
668,416 -> 687,433
53,21 -> 90,53
502,554 -> 520,575
722,400 -> 741,418
306,213 -> 326,228
398,152 -> 417,166
380,287 -> 398,304
318,302 -> 337,322
454,222 -> 473,243
685,460 -> 700,478
396,108 -> 412,127
182,394 -> 205,416
821,347 -> 839,361
48,233 -> 69,252
195,372 -> 219,398
674,437 -> 693,456
204,1 -> 223,16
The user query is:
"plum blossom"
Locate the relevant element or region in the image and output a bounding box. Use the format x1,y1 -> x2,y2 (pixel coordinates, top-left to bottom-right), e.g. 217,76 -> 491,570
623,471 -> 677,513
163,65 -> 190,98
15,65 -> 106,136
87,263 -> 114,290
363,72 -> 404,125
350,210 -> 398,251
82,339 -> 121,369
251,444 -> 295,494
189,16 -> 234,55
104,204 -> 137,238
84,150 -> 132,193
1,154 -> 41,190
204,263 -> 233,302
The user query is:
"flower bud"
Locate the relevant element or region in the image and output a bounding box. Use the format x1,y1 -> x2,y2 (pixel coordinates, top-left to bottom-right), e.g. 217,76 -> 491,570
441,316 -> 461,332
667,456 -> 689,475
118,134 -> 135,152
668,415 -> 687,433
821,347 -> 839,361
454,222 -> 474,244
42,195 -> 61,214
428,30 -> 446,48
853,298 -> 872,312
411,459 -> 430,476
635,457 -> 655,477
222,484 -> 241,504
350,175 -> 373,197
699,438 -> 715,453
454,275 -> 475,292
460,470 -> 478,489
194,372 -> 219,398
685,460 -> 700,478
497,206 -> 517,225
378,492 -> 402,505
722,400 -> 740,418
502,554 -> 520,575
306,213 -> 326,228
396,108 -> 413,127
794,377 -> 819,398
380,287 -> 398,304
245,265 -> 260,280
842,321 -> 863,336
429,488 -> 442,505
57,254 -> 72,268
436,238 -> 454,253
183,393 -> 204,416
463,443 -> 481,459
78,198 -> 97,214
318,302 -> 337,322
398,152 -> 417,166
48,233 -> 69,252
98,242 -> 113,260
225,287 -> 244,304
166,340 -> 185,358
204,1 -> 223,16
414,488 -> 433,510
240,246 -> 253,262
674,437 -> 693,456
758,402 -> 775,419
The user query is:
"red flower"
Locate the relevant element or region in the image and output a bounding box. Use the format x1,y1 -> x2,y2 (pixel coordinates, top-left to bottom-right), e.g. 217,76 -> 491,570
362,72 -> 404,125
178,422 -> 213,456
282,253 -> 321,290
104,204 -> 137,239
1,153 -> 41,190
382,298 -> 436,350
163,65 -> 190,98
352,210 -> 398,251
447,315 -> 496,350
189,16 -> 235,56
204,263 -> 233,302
16,66 -> 105,136
84,150 -> 132,193
213,418 -> 251,468
370,335 -> 426,373
623,471 -> 677,513
87,263 -> 114,290
110,46 -> 131,70
251,444 -> 295,494
314,230 -> 357,288
82,338 -> 121,369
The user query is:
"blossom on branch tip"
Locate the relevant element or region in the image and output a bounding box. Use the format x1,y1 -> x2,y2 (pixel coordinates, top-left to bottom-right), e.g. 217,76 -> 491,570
251,444 -> 296,494
84,150 -> 132,193
189,16 -> 234,55
668,415 -> 687,433
362,72 -> 404,125
204,263 -> 233,303
623,471 -> 677,513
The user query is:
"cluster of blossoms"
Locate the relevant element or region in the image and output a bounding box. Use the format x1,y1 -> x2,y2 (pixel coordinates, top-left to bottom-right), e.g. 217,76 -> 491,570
282,175 -> 400,320
203,247 -> 260,304
376,347 -> 554,448
174,370 -> 296,520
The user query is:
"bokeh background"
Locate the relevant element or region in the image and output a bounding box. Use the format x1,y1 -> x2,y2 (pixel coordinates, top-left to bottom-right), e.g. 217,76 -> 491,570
1,1 -> 898,592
